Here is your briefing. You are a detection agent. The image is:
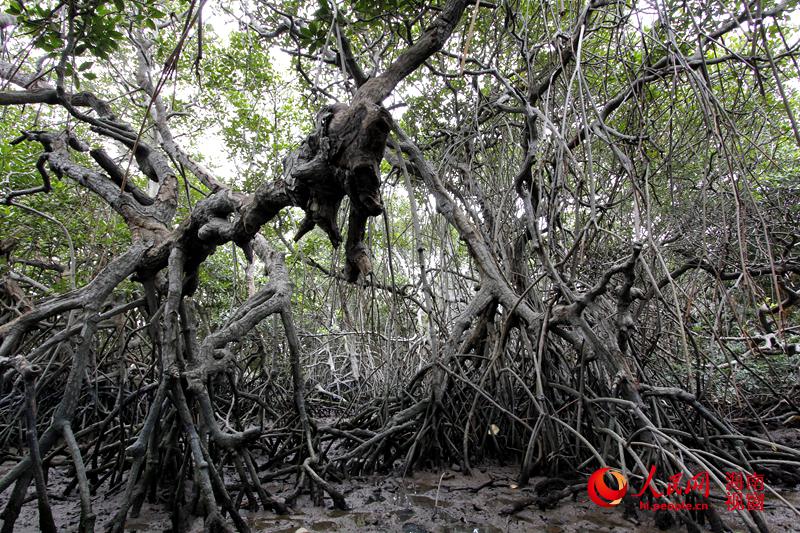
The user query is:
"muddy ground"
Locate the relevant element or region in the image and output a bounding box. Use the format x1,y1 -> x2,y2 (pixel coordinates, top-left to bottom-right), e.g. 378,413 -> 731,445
1,461 -> 798,532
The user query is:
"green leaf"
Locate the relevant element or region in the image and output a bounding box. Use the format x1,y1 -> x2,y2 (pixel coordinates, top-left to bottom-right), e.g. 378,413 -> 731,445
315,0 -> 331,18
6,1 -> 21,15
78,61 -> 94,71
83,72 -> 97,80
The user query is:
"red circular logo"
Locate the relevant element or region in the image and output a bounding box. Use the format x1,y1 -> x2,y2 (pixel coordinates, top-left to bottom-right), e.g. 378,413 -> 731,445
587,468 -> 628,507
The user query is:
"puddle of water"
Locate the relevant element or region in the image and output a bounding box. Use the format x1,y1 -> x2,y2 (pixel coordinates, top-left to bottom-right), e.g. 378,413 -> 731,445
310,520 -> 338,531
440,524 -> 504,533
410,482 -> 439,493
409,494 -> 452,508
249,521 -> 298,532
325,510 -> 375,527
247,512 -> 306,531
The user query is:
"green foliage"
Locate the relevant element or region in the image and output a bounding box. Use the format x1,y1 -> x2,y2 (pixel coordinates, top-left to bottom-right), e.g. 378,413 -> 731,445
0,112 -> 131,291
6,0 -> 168,57
199,30 -> 305,190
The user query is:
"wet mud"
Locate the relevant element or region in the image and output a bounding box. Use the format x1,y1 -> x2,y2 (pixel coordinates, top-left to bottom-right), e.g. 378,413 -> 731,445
1,463 -> 798,532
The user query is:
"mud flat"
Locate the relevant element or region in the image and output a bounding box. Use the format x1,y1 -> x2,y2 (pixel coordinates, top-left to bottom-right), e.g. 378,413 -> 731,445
1,463 -> 798,532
